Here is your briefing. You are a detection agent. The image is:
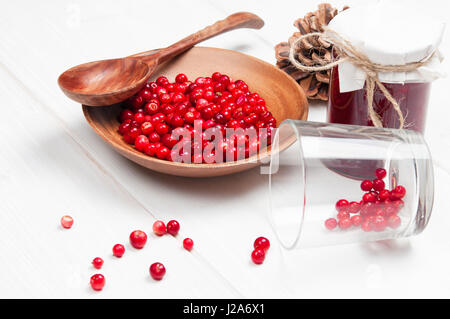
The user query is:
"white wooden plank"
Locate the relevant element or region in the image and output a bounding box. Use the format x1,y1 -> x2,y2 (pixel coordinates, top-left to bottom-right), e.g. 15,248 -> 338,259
0,0 -> 449,298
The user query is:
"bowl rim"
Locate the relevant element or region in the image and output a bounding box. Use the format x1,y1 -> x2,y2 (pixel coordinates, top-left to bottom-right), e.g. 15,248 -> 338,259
82,46 -> 308,170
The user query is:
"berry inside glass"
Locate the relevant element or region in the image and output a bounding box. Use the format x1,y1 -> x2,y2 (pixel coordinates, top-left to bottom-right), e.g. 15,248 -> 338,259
118,73 -> 276,164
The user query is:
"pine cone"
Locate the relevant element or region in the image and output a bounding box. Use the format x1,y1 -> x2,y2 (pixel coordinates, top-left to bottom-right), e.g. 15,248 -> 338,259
275,3 -> 348,101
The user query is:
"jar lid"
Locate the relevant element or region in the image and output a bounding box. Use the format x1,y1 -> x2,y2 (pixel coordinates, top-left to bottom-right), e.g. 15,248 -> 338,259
327,1 -> 445,92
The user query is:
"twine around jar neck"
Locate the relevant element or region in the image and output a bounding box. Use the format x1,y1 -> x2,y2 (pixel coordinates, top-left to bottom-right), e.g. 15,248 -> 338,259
288,26 -> 436,129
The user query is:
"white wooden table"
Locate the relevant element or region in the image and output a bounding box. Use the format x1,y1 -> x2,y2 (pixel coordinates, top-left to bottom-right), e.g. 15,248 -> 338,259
1,0 -> 449,298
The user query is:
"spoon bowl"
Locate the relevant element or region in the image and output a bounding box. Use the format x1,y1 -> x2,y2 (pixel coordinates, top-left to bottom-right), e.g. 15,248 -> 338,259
59,58 -> 157,106
82,47 -> 308,177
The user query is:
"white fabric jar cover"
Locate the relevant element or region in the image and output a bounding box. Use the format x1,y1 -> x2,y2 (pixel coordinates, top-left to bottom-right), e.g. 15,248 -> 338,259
326,0 -> 446,93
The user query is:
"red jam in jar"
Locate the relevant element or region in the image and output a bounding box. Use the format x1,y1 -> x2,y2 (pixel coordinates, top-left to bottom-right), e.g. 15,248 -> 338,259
327,66 -> 431,133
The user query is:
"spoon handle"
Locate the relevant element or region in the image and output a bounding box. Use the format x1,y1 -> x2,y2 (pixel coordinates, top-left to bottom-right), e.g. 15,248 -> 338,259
133,12 -> 264,64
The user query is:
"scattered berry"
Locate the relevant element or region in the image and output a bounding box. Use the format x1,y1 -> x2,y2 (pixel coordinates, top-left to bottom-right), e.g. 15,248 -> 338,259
112,244 -> 125,258
60,215 -> 74,229
253,237 -> 270,251
183,238 -> 194,251
90,274 -> 105,291
129,230 -> 147,249
92,257 -> 104,269
152,220 -> 166,236
251,248 -> 266,265
149,262 -> 166,280
166,220 -> 180,236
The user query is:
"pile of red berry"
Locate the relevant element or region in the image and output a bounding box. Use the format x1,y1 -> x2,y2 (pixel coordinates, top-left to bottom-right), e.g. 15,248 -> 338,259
325,168 -> 405,232
118,72 -> 276,163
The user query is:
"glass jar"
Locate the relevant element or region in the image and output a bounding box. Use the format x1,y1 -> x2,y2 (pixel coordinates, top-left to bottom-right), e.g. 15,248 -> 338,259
268,120 -> 434,249
323,1 -> 444,133
327,66 -> 431,133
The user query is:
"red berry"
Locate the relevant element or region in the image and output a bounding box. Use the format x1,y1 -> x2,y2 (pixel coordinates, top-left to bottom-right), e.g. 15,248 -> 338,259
391,186 -> 406,199
149,132 -> 160,143
153,220 -> 166,236
253,237 -> 270,251
375,168 -> 387,179
145,102 -> 159,114
393,199 -> 405,209
92,257 -> 104,269
134,135 -> 149,151
90,274 -> 105,291
351,215 -> 363,226
337,211 -> 350,220
149,262 -> 166,280
251,248 -> 265,265
183,238 -> 194,251
159,93 -> 171,104
348,201 -> 361,213
118,121 -> 131,135
175,73 -> 188,83
335,199 -> 349,212
372,179 -> 385,192
141,122 -> 154,135
60,215 -> 73,229
144,143 -> 158,156
360,202 -> 375,216
378,189 -> 390,201
385,205 -> 398,217
134,112 -> 145,124
112,244 -> 125,258
166,220 -> 180,236
156,146 -> 170,160
212,72 -> 222,81
120,109 -> 134,122
325,218 -> 338,230
155,123 -> 169,135
362,192 -> 377,203
371,216 -> 387,232
374,208 -> 386,217
361,220 -> 372,232
156,76 -> 169,86
129,230 -> 147,249
338,218 -> 352,230
138,89 -> 152,101
361,180 -> 373,191
388,215 -> 401,229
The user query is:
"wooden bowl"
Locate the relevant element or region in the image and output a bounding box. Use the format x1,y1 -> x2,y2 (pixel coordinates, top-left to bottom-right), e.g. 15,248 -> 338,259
82,47 -> 308,177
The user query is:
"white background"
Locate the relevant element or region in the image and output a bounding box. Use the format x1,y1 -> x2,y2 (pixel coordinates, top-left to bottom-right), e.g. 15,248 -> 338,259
0,0 -> 449,298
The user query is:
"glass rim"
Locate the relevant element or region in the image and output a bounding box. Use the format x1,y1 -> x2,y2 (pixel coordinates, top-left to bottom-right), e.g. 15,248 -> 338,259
269,119 -> 306,249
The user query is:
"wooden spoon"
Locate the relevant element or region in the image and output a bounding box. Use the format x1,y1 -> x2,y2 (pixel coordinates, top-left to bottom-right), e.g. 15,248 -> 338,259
58,12 -> 264,106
